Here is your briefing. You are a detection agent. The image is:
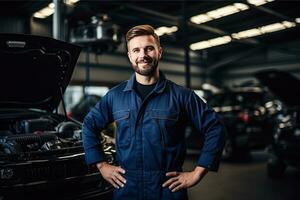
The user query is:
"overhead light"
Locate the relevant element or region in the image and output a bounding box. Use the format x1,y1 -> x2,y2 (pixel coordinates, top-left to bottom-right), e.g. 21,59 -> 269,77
33,3 -> 55,19
190,0 -> 274,25
296,18 -> 300,23
190,3 -> 249,24
190,36 -> 231,50
33,1 -> 80,19
247,0 -> 274,6
155,26 -> 178,36
191,19 -> 297,50
232,20 -> 296,39
65,0 -> 80,6
232,28 -> 262,39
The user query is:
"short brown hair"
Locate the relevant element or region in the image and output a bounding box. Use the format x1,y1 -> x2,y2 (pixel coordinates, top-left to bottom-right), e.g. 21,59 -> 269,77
126,24 -> 160,47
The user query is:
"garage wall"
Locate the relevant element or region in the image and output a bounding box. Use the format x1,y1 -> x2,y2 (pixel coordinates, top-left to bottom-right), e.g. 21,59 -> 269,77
72,42 -> 206,89
0,16 -> 29,33
217,46 -> 300,88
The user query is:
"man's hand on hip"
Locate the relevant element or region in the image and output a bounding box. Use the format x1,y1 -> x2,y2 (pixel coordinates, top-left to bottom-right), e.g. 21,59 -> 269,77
162,166 -> 208,192
96,162 -> 126,189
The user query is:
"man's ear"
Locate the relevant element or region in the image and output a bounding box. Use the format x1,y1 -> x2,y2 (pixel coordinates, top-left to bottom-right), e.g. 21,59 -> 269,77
127,51 -> 131,61
159,47 -> 163,59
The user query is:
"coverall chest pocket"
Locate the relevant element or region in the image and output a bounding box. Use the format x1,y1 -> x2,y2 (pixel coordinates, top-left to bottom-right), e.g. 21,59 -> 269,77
113,110 -> 131,146
150,109 -> 179,147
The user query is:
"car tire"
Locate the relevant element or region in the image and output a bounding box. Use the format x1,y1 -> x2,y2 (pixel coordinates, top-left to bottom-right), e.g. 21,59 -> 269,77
267,154 -> 286,178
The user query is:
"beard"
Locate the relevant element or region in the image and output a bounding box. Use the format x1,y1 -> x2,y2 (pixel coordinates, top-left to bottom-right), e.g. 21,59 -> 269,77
132,56 -> 159,76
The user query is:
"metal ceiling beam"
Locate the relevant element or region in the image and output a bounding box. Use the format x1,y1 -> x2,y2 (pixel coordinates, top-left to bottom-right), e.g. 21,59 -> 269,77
208,47 -> 263,72
125,4 -> 180,22
124,4 -> 261,47
248,4 -> 296,22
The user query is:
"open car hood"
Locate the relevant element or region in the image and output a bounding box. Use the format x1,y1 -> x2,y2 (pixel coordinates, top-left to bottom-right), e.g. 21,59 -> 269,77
254,69 -> 300,107
0,33 -> 81,111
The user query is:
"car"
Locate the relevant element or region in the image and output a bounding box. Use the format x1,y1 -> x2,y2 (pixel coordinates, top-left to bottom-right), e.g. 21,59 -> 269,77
0,33 -> 116,200
68,94 -> 102,122
205,88 -> 274,160
255,69 -> 300,178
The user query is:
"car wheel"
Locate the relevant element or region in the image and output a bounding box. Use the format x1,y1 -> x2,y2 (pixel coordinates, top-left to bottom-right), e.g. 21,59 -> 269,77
222,139 -> 234,160
267,155 -> 286,178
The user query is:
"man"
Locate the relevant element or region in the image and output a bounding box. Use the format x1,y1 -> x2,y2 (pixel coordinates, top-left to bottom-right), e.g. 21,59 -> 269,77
83,24 -> 226,200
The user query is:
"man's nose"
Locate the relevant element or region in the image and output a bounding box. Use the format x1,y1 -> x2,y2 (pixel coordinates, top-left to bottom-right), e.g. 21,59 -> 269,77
138,49 -> 147,57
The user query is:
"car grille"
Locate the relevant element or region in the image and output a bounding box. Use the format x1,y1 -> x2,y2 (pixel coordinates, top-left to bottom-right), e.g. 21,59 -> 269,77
22,159 -> 94,182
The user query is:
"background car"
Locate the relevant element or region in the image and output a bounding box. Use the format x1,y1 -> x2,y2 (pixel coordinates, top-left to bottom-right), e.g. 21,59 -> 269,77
0,34 -> 115,200
68,94 -> 115,138
68,94 -> 102,122
255,69 -> 300,178
204,87 -> 274,160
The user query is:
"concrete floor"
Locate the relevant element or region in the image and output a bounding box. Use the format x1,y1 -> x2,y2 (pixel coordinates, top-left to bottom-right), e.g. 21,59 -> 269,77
183,150 -> 300,200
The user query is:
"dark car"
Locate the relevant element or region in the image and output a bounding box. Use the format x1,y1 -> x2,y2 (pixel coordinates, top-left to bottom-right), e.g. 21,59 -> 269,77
68,94 -> 102,122
206,88 -> 274,160
0,34 -> 115,200
255,69 -> 300,178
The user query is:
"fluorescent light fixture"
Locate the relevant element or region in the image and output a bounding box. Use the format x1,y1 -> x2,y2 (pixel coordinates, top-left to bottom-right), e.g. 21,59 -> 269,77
190,3 -> 249,24
232,21 -> 296,39
65,0 -> 80,6
282,21 -> 297,28
296,18 -> 300,23
34,1 -> 80,19
191,19 -> 297,51
190,36 -> 231,50
155,26 -> 178,36
247,0 -> 274,6
33,3 -> 55,19
190,0 -> 274,25
232,28 -> 262,39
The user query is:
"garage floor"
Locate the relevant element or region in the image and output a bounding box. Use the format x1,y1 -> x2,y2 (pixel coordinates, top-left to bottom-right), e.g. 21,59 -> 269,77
183,150 -> 300,200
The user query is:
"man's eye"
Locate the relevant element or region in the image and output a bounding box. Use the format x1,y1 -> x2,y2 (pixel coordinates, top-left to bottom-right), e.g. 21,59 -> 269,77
146,47 -> 154,51
133,49 -> 139,53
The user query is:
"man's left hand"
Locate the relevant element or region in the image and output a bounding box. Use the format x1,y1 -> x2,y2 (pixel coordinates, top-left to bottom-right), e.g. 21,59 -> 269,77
162,166 -> 208,192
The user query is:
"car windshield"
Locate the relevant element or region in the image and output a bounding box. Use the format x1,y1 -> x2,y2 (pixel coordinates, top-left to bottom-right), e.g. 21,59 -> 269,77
208,92 -> 264,107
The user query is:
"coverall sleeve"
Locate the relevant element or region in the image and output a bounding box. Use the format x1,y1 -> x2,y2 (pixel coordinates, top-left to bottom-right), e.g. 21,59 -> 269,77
185,91 -> 226,171
82,94 -> 113,165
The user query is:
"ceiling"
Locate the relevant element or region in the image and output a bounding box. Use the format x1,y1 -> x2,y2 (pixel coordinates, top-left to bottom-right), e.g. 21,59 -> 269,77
1,0 -> 300,74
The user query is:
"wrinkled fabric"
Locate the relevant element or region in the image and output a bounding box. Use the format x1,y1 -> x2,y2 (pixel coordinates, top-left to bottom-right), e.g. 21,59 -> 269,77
83,73 -> 226,200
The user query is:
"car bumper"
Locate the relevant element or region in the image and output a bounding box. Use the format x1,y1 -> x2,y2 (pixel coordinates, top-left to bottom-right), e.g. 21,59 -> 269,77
1,173 -> 113,200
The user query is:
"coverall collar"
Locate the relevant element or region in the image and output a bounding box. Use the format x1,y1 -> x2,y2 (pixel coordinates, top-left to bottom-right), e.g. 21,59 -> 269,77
123,70 -> 167,94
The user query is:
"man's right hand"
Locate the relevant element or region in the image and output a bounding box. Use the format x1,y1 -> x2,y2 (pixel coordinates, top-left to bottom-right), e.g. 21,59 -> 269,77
96,162 -> 126,189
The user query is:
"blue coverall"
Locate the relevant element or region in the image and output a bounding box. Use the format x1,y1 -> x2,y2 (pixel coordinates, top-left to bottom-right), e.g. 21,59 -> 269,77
83,73 -> 226,200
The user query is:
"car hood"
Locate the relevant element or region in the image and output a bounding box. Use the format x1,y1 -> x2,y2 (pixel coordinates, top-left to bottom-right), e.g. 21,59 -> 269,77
0,33 -> 81,111
254,69 -> 300,107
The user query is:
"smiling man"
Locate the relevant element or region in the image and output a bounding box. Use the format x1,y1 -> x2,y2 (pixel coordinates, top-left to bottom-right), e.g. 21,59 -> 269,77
83,24 -> 226,200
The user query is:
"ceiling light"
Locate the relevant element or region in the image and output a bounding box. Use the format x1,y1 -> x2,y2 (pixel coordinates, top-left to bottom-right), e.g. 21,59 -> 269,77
190,19 -> 297,51
190,3 -> 249,24
282,21 -> 296,28
33,3 -> 55,19
190,14 -> 212,24
190,36 -> 231,50
296,18 -> 300,23
39,7 -> 55,17
65,0 -> 80,6
260,23 -> 285,33
232,21 -> 296,39
232,28 -> 261,39
155,26 -> 178,36
33,12 -> 47,19
247,0 -> 274,6
34,1 -> 80,19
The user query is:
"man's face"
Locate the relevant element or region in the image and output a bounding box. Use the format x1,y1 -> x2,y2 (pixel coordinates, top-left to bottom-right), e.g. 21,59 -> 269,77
127,35 -> 162,76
